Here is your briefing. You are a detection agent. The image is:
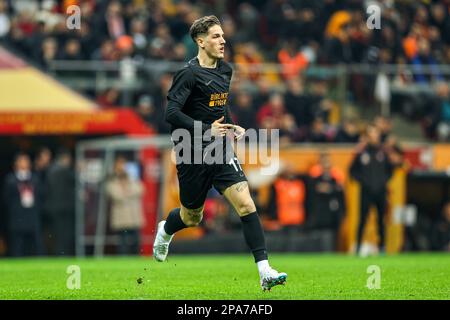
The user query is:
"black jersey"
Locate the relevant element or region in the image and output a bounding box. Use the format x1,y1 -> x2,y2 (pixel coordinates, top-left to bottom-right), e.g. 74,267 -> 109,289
165,57 -> 234,146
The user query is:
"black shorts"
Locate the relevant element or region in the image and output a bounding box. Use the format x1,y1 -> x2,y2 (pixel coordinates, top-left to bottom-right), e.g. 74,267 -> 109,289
176,153 -> 247,209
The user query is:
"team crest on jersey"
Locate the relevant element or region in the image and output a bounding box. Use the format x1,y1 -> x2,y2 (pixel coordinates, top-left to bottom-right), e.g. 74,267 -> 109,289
361,152 -> 370,165
209,92 -> 229,107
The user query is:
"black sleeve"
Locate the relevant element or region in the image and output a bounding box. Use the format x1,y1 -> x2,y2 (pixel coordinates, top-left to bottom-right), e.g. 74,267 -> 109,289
385,151 -> 395,178
165,67 -> 211,132
349,153 -> 362,182
335,181 -> 346,226
3,175 -> 12,210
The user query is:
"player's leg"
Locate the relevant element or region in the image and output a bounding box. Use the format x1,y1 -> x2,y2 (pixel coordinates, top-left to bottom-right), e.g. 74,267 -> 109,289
222,181 -> 287,291
356,187 -> 371,256
374,190 -> 387,253
153,163 -> 210,262
153,204 -> 205,262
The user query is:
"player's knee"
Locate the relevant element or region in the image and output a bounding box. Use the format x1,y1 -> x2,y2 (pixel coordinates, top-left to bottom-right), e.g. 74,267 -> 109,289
236,199 -> 256,216
187,211 -> 203,226
181,207 -> 204,226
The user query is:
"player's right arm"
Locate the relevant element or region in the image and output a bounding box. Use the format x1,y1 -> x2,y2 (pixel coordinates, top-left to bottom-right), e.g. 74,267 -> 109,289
165,67 -> 232,137
165,67 -> 207,130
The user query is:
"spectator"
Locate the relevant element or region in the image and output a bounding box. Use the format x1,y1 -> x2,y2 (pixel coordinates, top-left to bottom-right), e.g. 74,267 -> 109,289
307,152 -> 345,250
430,2 -> 450,45
3,153 -> 44,257
148,23 -> 175,60
350,125 -> 395,256
34,147 -> 52,186
411,38 -> 443,83
45,150 -> 75,256
129,17 -> 149,58
203,189 -> 231,234
115,34 -> 134,59
59,38 -> 83,60
305,117 -> 330,143
434,82 -> 450,142
219,15 -> 236,61
97,87 -> 120,108
309,80 -> 332,122
277,40 -> 308,80
232,91 -> 256,130
334,118 -> 360,143
34,147 -> 52,252
267,164 -> 306,232
284,76 -> 313,130
37,37 -> 59,70
234,42 -> 264,82
0,0 -> 10,38
384,134 -> 405,167
136,94 -> 166,133
76,21 -> 98,60
101,0 -> 127,40
430,202 -> 450,252
235,2 -> 260,44
106,156 -> 144,255
323,14 -> 354,64
151,72 -> 173,134
374,115 -> 393,143
91,38 -> 118,61
257,92 -> 298,143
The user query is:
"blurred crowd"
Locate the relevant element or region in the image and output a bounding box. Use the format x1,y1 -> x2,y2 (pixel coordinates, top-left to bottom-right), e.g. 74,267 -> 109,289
202,124 -> 450,253
0,0 -> 449,256
1,126 -> 449,257
1,0 -> 449,69
1,148 -> 75,256
0,0 -> 449,142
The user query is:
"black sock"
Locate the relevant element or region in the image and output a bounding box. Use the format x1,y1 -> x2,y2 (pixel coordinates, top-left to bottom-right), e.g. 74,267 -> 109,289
240,211 -> 268,263
163,208 -> 186,235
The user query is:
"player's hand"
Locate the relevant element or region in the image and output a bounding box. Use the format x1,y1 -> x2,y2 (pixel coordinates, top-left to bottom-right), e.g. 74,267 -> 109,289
211,116 -> 234,137
232,125 -> 246,141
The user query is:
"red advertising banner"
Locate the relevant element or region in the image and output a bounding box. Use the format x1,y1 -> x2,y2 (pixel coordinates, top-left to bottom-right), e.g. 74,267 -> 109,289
0,109 -> 152,135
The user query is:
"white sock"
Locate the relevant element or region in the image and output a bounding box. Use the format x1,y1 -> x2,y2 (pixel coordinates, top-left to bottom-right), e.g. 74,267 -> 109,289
257,260 -> 270,275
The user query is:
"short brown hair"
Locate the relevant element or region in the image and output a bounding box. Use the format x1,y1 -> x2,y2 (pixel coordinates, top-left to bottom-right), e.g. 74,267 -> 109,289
189,15 -> 221,42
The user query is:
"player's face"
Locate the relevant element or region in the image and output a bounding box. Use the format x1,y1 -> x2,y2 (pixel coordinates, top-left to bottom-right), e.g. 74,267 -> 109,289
204,25 -> 226,59
367,126 -> 380,145
15,156 -> 31,172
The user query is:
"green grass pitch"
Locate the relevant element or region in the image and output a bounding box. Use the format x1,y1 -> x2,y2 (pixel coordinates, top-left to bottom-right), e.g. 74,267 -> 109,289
0,253 -> 449,299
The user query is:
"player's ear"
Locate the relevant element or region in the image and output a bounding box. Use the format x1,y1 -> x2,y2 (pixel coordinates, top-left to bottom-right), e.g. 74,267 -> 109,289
196,35 -> 205,49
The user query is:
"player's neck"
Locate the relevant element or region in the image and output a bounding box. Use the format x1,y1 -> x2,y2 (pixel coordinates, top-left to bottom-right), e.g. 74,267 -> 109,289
197,53 -> 218,69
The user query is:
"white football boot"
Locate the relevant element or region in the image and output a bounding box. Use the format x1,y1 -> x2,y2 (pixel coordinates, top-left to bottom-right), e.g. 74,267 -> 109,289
153,221 -> 173,262
260,267 -> 287,291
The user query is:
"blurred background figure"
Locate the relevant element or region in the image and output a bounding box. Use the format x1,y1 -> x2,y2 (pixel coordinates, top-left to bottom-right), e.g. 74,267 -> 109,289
34,147 -> 52,254
34,147 -> 52,185
267,163 -> 306,250
334,118 -> 361,143
257,92 -> 298,144
203,189 -> 232,235
0,0 -> 448,259
45,149 -> 75,256
106,155 -> 144,255
3,153 -> 44,257
374,115 -> 393,143
434,82 -> 450,142
430,202 -> 450,252
307,152 -> 345,251
350,125 -> 394,256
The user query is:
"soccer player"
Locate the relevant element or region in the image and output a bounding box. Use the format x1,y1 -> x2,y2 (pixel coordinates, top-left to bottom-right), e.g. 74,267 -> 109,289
152,15 -> 287,291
